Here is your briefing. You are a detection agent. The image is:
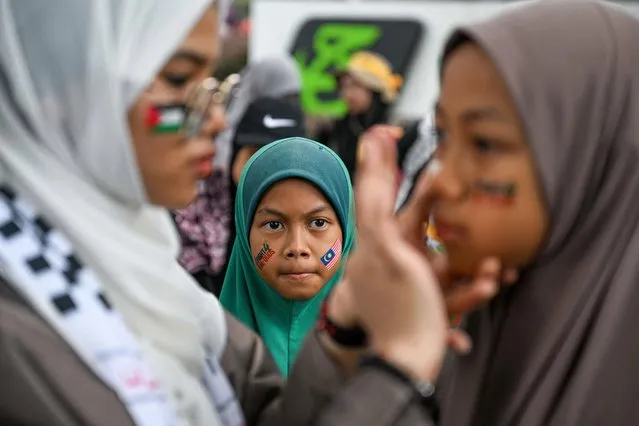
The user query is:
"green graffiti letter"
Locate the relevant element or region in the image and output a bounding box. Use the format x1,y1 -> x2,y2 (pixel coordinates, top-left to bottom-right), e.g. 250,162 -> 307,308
296,23 -> 380,116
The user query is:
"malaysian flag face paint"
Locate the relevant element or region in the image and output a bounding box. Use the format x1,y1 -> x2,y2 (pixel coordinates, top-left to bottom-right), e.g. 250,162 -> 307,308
320,239 -> 342,270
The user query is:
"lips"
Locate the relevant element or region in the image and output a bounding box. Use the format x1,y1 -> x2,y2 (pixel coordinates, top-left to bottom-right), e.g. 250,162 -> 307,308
280,269 -> 317,281
432,217 -> 466,243
281,273 -> 315,281
194,154 -> 214,178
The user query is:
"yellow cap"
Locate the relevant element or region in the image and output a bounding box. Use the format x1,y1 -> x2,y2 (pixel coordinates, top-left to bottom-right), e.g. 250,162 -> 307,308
342,51 -> 403,103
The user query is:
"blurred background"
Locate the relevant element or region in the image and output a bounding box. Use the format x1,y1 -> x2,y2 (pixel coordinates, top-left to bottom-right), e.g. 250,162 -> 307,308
218,0 -> 639,123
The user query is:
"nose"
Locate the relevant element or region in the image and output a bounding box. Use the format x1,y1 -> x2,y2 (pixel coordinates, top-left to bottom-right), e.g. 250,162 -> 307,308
430,148 -> 467,202
284,226 -> 311,259
200,103 -> 226,140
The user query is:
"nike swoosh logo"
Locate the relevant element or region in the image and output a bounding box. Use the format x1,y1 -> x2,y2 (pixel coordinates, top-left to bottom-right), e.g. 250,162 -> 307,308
263,115 -> 297,128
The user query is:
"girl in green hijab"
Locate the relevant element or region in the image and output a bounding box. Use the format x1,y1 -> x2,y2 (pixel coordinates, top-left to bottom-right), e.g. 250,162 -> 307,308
220,137 -> 355,376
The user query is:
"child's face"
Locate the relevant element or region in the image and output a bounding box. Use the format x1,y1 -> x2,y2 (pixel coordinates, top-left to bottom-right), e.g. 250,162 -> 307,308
431,43 -> 549,277
249,179 -> 344,300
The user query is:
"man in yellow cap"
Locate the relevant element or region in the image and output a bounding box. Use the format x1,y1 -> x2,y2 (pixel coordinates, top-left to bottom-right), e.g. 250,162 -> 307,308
315,51 -> 421,183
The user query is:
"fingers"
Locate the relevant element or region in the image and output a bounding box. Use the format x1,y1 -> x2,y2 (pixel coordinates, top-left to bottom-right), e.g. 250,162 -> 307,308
354,125 -> 403,234
397,160 -> 440,238
445,280 -> 496,314
447,329 -> 472,355
502,268 -> 519,285
476,257 -> 501,281
444,258 -> 500,314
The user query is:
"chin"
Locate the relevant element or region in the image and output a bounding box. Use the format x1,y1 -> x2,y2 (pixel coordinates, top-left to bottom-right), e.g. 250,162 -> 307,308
445,247 -> 483,279
155,186 -> 199,210
275,279 -> 325,301
283,292 -> 317,301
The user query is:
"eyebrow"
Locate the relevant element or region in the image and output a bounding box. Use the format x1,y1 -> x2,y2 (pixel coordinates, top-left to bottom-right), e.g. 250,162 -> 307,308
168,50 -> 209,67
256,204 -> 331,219
435,102 -> 509,124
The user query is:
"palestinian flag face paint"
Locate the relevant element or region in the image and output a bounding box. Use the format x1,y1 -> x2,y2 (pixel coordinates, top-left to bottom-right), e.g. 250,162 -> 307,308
146,104 -> 186,134
473,180 -> 517,206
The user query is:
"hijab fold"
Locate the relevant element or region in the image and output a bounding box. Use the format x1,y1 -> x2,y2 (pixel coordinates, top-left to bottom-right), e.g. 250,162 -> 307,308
220,138 -> 355,376
439,2 -> 639,425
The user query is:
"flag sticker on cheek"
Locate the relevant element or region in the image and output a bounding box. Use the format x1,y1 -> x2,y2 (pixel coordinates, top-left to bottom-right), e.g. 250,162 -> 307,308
473,180 -> 517,206
320,239 -> 342,270
146,104 -> 185,134
255,241 -> 275,270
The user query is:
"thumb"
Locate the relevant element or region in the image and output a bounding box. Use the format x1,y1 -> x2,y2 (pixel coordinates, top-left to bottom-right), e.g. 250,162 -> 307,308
397,159 -> 441,239
355,136 -> 397,231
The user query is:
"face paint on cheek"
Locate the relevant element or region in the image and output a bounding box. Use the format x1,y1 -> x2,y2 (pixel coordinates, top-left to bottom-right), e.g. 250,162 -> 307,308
145,104 -> 186,134
254,241 -> 276,270
320,239 -> 342,270
472,180 -> 517,206
424,220 -> 446,254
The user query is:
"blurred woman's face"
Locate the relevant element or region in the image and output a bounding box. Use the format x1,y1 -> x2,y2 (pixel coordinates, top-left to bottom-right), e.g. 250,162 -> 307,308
128,7 -> 226,209
339,74 -> 373,115
430,43 -> 548,277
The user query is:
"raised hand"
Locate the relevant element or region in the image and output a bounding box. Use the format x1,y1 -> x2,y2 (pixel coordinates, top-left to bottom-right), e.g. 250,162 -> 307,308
396,155 -> 518,354
343,125 -> 448,383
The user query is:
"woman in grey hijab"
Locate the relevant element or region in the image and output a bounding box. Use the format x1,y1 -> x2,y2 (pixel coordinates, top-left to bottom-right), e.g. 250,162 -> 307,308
214,56 -> 302,169
425,1 -> 639,425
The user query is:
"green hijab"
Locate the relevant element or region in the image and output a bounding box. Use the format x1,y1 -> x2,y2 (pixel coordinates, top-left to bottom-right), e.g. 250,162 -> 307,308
220,137 -> 355,376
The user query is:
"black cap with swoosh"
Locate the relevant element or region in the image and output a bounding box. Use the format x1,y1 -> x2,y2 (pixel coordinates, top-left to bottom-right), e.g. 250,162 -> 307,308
234,96 -> 306,147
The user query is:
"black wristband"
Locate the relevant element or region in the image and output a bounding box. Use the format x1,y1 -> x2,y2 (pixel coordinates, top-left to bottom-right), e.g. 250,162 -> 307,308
317,300 -> 368,348
359,354 -> 440,422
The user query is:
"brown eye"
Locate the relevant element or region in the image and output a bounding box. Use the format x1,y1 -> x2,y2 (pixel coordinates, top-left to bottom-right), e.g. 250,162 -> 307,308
263,221 -> 283,232
309,219 -> 328,229
473,137 -> 501,154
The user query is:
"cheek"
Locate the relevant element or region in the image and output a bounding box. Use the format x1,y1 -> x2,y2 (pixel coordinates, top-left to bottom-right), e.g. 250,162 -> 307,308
450,179 -> 546,275
316,228 -> 344,274
129,100 -> 194,204
249,230 -> 277,272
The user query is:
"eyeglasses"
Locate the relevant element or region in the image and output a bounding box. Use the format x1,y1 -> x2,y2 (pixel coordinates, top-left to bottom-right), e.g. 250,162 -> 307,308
146,73 -> 240,137
182,73 -> 240,138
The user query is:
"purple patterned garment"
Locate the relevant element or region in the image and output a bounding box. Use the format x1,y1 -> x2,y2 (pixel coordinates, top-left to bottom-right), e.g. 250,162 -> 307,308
174,168 -> 232,275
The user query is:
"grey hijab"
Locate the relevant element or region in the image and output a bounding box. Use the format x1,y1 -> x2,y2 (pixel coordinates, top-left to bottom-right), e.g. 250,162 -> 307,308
439,2 -> 639,425
214,56 -> 301,168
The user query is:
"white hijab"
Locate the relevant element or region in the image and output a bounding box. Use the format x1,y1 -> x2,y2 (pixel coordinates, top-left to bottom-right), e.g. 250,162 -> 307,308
0,1 -> 230,424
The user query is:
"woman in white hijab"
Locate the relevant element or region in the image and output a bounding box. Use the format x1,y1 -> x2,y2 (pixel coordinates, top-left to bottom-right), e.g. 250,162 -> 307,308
0,1 -> 492,425
0,1 -> 241,425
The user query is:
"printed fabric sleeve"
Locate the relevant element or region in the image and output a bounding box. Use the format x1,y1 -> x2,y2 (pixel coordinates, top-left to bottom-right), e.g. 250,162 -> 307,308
221,311 -> 436,426
0,281 -> 135,426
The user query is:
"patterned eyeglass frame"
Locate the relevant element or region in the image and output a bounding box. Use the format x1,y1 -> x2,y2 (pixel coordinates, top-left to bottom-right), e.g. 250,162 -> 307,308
182,73 -> 240,139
